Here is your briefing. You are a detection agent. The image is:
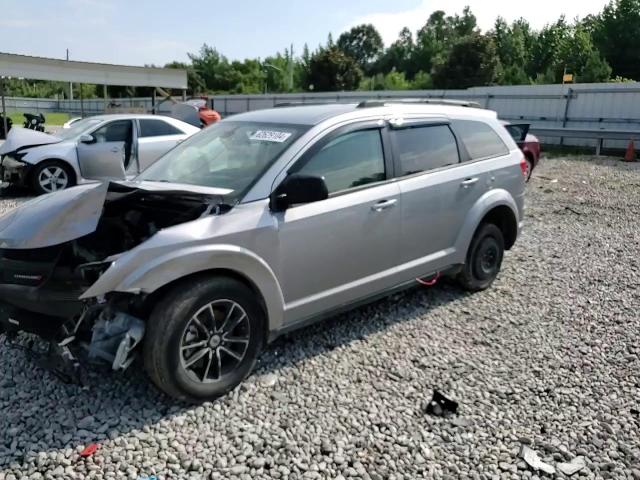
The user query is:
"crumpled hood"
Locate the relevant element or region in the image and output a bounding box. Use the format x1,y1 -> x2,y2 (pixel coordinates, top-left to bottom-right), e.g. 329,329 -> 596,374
0,128 -> 62,156
0,181 -> 230,250
0,182 -> 109,249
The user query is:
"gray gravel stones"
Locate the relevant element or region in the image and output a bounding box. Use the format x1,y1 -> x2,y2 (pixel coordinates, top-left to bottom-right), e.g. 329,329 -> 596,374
1,156 -> 640,479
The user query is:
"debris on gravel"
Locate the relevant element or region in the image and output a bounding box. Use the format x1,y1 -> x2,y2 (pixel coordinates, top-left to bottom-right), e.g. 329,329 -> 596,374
423,390 -> 459,417
1,156 -> 639,479
557,456 -> 587,476
520,445 -> 556,475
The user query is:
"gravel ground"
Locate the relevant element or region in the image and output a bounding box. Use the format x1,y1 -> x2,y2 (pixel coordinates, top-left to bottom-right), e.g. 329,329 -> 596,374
1,155 -> 639,480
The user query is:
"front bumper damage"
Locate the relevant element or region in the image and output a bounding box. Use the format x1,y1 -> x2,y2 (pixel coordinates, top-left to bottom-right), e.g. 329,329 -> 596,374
0,181 -> 223,383
0,156 -> 30,186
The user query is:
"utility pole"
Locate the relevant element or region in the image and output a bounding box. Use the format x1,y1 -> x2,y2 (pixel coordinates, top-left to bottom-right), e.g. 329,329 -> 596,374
289,44 -> 294,92
67,49 -> 73,100
1,77 -> 8,138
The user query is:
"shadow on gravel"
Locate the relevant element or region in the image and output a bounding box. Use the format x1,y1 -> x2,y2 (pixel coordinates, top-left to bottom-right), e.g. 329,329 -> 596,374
0,282 -> 469,466
0,184 -> 33,199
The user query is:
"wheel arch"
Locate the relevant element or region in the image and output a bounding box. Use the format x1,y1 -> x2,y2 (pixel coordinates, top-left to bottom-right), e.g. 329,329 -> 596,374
142,268 -> 271,342
28,157 -> 78,185
479,205 -> 518,250
455,189 -> 520,257
81,244 -> 286,333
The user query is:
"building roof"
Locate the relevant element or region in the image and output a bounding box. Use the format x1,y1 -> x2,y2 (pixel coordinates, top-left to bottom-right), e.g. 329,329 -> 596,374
0,52 -> 187,89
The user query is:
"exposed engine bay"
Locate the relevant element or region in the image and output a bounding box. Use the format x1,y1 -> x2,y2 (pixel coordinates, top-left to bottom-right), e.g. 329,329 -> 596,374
0,181 -> 226,382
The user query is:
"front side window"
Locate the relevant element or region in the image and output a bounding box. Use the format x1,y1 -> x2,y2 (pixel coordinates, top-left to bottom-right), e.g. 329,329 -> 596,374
92,121 -> 132,143
138,121 -> 305,200
56,118 -> 104,140
295,129 -> 385,194
453,120 -> 509,160
139,119 -> 184,137
395,125 -> 459,176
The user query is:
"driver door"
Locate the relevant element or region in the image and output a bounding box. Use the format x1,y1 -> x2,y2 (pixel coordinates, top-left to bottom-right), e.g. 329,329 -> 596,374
76,120 -> 132,180
275,123 -> 402,324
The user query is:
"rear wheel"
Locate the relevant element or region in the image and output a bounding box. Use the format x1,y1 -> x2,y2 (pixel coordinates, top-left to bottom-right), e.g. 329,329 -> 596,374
457,223 -> 505,292
143,276 -> 265,403
31,161 -> 75,195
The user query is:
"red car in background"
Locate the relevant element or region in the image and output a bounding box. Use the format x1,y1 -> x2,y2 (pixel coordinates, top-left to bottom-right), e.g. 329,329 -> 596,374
185,99 -> 221,127
503,122 -> 541,182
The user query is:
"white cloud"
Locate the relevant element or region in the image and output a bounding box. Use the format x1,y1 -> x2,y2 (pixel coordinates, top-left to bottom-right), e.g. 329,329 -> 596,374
346,0 -> 611,45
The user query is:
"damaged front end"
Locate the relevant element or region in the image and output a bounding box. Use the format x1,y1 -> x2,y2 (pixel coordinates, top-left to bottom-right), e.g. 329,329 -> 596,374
0,181 -> 227,382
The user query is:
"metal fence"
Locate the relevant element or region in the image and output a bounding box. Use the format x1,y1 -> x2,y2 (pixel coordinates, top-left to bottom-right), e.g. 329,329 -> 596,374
5,82 -> 640,148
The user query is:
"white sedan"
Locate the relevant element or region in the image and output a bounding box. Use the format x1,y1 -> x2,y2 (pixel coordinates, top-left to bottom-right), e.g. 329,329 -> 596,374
0,114 -> 200,194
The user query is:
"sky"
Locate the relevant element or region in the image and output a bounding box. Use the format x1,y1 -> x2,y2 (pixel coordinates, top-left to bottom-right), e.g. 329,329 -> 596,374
1,0 -> 611,67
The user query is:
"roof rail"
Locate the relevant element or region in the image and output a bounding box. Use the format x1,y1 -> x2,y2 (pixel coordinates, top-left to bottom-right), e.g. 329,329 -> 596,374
357,98 -> 483,109
274,102 -> 339,108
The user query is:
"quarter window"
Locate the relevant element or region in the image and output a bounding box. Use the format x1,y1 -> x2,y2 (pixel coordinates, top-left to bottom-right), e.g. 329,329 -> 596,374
296,129 -> 385,194
453,120 -> 509,160
139,119 -> 184,137
395,125 -> 460,176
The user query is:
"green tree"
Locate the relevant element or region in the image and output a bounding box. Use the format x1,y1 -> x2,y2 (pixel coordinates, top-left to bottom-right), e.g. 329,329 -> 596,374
337,24 -> 384,75
592,0 -> 640,80
559,24 -> 611,83
433,34 -> 500,89
307,47 -> 363,91
530,18 -> 570,80
413,7 -> 479,78
377,27 -> 416,77
492,17 -> 535,83
164,61 -> 206,95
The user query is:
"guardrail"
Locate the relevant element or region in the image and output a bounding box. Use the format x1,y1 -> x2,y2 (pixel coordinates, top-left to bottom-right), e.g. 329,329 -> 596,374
530,127 -> 640,154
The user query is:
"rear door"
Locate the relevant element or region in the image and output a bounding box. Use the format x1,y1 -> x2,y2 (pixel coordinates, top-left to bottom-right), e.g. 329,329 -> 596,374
391,118 -> 511,279
137,118 -> 187,171
390,120 -> 469,278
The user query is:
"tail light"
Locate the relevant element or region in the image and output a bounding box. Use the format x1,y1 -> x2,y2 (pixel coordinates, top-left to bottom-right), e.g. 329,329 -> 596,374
520,158 -> 528,177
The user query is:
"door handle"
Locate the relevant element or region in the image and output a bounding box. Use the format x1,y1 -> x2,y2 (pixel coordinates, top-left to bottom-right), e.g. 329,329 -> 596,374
461,178 -> 479,188
110,147 -> 121,153
371,199 -> 398,212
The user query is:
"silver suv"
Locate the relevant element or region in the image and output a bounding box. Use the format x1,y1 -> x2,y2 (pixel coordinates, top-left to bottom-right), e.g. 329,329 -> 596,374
0,101 -> 525,402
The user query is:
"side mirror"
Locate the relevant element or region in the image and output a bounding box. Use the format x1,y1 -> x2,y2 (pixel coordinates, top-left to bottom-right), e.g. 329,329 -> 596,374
79,134 -> 95,144
270,174 -> 329,211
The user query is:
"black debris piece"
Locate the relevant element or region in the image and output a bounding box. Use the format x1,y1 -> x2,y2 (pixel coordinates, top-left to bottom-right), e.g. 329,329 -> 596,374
425,390 -> 459,417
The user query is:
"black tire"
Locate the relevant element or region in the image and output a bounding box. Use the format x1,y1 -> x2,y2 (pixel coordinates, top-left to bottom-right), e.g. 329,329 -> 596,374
143,276 -> 265,403
30,160 -> 76,195
457,223 -> 505,292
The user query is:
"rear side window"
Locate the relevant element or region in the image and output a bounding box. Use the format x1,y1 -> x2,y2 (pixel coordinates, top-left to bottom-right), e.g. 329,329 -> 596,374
296,129 -> 385,194
139,119 -> 183,137
394,125 -> 460,176
453,120 -> 509,160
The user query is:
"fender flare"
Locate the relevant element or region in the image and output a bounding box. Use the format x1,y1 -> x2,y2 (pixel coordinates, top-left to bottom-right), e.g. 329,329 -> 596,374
81,244 -> 286,331
453,189 -> 520,261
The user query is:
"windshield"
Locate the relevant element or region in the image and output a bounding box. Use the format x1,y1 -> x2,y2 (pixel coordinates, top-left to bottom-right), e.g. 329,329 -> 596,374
56,118 -> 105,140
137,121 -> 306,199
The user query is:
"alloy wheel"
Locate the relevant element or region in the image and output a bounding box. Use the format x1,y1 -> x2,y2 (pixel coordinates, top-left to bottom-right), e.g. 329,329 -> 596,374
38,166 -> 69,192
179,300 -> 251,384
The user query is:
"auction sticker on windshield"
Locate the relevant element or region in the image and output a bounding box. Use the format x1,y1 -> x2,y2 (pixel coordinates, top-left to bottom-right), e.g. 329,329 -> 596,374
249,130 -> 293,143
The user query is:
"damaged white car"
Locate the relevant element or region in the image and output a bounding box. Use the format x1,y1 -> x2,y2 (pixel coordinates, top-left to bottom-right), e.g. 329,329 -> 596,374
0,114 -> 199,194
0,102 -> 525,402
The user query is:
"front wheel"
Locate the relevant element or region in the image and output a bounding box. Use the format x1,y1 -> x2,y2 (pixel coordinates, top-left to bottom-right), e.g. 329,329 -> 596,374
31,161 -> 75,195
457,223 -> 505,292
143,276 -> 265,403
